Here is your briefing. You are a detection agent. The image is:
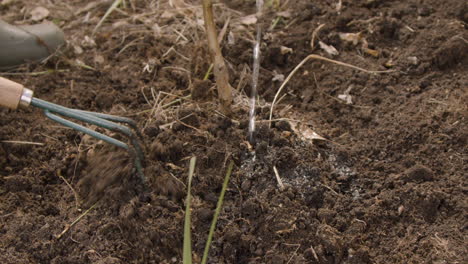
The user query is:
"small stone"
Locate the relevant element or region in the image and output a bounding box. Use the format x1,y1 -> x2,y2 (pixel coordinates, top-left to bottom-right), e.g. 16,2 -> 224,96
417,6 -> 432,17
95,93 -> 114,109
419,79 -> 430,89
241,179 -> 252,191
398,205 -> 404,216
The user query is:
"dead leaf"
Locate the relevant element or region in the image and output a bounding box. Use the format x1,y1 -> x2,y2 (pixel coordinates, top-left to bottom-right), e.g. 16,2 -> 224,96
363,48 -> 379,57
340,32 -> 380,57
94,55 -> 105,64
81,36 -> 96,48
280,46 -> 293,54
301,128 -> 326,141
277,11 -> 292,18
239,14 -> 257,25
339,32 -> 363,45
289,121 -> 327,142
152,23 -> 162,37
112,20 -> 130,29
72,44 -> 83,55
228,31 -> 235,45
166,163 -> 184,171
30,6 -> 49,21
407,56 -> 419,65
272,71 -> 285,82
161,10 -> 175,19
384,59 -> 394,68
319,41 -> 339,56
338,85 -> 353,104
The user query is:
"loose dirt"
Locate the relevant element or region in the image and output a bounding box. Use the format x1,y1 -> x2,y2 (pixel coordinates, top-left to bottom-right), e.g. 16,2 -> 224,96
1,0 -> 466,263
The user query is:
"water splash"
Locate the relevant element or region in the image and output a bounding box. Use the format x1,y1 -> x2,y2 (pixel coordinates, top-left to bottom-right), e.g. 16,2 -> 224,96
248,0 -> 264,144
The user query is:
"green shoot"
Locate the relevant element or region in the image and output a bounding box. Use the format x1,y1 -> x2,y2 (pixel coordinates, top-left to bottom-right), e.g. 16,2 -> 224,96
201,161 -> 235,264
203,64 -> 214,81
93,0 -> 123,36
183,157 -> 196,264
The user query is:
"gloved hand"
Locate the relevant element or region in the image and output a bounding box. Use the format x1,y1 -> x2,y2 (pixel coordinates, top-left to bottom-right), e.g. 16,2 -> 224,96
0,19 -> 65,69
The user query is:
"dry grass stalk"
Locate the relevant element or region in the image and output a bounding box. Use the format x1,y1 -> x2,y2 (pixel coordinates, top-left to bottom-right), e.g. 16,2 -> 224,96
202,0 -> 232,113
311,23 -> 325,49
273,166 -> 285,191
55,202 -> 98,239
269,54 -> 394,124
1,140 -> 44,146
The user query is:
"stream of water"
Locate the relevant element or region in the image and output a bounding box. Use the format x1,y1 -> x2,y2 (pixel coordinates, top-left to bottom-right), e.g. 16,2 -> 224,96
248,0 -> 264,144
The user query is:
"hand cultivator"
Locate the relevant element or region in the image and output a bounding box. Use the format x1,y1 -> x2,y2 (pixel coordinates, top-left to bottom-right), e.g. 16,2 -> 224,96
0,77 -> 145,182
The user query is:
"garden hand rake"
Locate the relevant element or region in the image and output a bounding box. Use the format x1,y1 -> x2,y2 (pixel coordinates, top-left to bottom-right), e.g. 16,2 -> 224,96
0,77 -> 145,182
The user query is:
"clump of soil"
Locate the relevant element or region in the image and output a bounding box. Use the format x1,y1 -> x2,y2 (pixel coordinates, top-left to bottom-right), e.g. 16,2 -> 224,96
77,147 -> 135,208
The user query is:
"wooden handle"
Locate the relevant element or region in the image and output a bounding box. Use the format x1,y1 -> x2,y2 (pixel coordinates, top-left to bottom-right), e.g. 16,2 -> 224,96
0,77 -> 25,109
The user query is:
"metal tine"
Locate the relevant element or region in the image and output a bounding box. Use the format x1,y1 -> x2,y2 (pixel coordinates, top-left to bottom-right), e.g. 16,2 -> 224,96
31,98 -> 145,183
43,110 -> 128,150
71,110 -> 143,137
31,98 -> 145,160
70,109 -> 146,165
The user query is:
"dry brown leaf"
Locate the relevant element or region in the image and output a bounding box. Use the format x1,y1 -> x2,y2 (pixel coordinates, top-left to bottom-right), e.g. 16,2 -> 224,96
30,6 -> 49,21
239,14 -> 257,25
280,46 -> 293,54
277,11 -> 292,18
363,48 -> 379,57
319,41 -> 339,56
161,10 -> 176,19
337,85 -> 353,104
384,59 -> 394,68
289,121 -> 327,142
339,32 -> 363,45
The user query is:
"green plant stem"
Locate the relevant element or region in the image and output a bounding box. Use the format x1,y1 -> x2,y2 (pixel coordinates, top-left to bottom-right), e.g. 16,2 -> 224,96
203,64 -> 214,81
201,160 -> 234,264
93,0 -> 122,35
183,157 -> 197,264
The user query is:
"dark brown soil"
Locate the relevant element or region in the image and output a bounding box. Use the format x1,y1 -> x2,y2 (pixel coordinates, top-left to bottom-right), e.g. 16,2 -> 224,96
1,0 -> 467,263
